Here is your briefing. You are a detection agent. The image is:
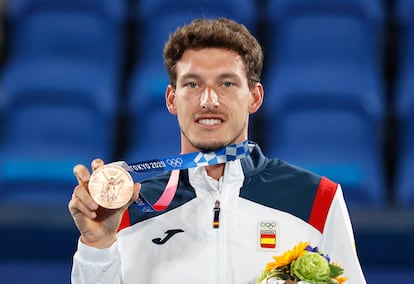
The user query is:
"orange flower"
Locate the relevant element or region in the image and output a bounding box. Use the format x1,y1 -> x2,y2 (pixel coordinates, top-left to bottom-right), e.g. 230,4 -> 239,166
335,276 -> 348,284
265,241 -> 309,271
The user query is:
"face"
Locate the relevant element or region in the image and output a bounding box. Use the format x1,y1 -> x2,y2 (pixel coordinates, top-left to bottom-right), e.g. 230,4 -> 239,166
166,48 -> 263,153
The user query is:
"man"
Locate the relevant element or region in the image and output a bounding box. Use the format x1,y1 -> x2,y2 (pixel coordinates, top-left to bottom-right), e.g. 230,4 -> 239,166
69,18 -> 366,283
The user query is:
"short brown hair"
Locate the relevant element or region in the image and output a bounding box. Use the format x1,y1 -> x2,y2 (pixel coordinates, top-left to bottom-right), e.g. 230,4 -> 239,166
163,18 -> 263,89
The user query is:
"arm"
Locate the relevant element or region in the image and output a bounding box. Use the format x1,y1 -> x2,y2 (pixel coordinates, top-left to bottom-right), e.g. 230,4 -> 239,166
68,159 -> 140,283
72,239 -> 122,284
320,185 -> 367,283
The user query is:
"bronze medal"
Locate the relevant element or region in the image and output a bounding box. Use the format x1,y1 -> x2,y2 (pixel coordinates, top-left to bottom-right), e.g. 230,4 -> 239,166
88,164 -> 134,209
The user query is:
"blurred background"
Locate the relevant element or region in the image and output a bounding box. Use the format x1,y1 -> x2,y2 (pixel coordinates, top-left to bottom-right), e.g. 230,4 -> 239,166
0,0 -> 413,283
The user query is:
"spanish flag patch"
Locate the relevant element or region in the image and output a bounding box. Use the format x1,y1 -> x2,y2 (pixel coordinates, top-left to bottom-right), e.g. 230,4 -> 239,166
258,221 -> 278,250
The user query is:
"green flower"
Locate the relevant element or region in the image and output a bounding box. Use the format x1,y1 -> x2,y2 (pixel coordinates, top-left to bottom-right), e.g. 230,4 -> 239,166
291,252 -> 331,283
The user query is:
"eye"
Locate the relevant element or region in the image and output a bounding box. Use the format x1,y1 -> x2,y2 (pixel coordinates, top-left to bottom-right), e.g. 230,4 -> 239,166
222,81 -> 234,88
185,81 -> 198,89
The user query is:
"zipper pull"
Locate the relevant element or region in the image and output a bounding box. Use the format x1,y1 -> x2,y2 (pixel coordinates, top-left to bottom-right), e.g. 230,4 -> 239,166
213,200 -> 220,229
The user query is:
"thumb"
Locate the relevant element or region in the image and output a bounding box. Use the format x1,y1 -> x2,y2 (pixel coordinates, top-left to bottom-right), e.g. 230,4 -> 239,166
131,182 -> 141,203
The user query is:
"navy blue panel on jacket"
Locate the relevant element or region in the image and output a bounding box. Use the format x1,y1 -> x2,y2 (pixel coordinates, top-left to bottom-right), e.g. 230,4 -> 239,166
240,144 -> 321,222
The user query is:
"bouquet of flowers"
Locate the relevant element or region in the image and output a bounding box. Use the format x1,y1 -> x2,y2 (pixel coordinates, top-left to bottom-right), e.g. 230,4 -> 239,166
256,241 -> 347,284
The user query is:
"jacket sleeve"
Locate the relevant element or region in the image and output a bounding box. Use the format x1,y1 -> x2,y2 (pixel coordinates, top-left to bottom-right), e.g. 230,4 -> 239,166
71,239 -> 122,284
320,184 -> 367,284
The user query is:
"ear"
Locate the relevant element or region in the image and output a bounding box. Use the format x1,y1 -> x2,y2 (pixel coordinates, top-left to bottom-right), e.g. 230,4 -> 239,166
248,83 -> 264,114
165,85 -> 177,115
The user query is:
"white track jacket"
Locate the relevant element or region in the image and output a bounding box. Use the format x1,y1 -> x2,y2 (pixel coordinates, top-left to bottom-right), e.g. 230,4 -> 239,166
71,142 -> 366,283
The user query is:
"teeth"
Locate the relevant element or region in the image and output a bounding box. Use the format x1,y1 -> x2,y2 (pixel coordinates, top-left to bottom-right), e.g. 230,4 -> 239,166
199,118 -> 221,126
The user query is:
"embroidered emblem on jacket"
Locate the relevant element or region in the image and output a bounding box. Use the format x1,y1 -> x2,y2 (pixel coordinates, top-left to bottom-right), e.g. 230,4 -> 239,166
152,229 -> 184,245
258,221 -> 278,250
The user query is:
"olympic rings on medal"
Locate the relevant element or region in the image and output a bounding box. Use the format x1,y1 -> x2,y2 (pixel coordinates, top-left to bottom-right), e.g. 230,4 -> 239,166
166,158 -> 183,167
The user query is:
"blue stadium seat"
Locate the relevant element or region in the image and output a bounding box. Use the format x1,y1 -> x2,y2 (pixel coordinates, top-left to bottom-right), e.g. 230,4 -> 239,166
0,0 -> 127,203
261,0 -> 387,207
0,60 -> 120,203
7,0 -> 125,66
135,0 -> 256,60
123,0 -> 257,165
265,0 -> 385,64
263,0 -> 385,92
393,110 -> 414,207
393,0 -> 414,206
122,94 -> 181,181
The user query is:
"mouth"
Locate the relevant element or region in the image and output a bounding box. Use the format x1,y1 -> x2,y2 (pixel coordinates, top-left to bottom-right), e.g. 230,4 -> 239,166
198,118 -> 223,126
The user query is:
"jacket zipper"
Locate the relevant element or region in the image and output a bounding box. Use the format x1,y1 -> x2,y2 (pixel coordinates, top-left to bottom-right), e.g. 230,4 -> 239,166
212,198 -> 223,283
213,200 -> 221,228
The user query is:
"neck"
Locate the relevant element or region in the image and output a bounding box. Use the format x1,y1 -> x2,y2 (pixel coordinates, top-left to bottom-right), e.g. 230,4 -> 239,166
205,164 -> 225,180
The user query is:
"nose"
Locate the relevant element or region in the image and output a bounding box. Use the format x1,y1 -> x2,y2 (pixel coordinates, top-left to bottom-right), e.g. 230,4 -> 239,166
200,87 -> 219,110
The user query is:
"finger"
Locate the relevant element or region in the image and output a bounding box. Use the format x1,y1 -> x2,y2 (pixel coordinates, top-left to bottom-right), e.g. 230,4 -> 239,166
73,184 -> 99,211
92,158 -> 104,171
68,193 -> 97,219
131,182 -> 141,203
73,164 -> 91,186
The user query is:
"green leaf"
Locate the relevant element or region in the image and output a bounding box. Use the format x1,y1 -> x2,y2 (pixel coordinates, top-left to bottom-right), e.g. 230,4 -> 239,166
329,264 -> 344,278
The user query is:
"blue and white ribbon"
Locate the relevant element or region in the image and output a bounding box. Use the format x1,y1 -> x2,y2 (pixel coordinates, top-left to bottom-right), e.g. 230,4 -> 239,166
112,140 -> 250,212
114,140 -> 249,173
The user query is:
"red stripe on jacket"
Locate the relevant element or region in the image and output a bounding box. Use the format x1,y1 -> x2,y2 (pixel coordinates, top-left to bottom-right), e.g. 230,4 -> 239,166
308,176 -> 338,233
118,209 -> 131,232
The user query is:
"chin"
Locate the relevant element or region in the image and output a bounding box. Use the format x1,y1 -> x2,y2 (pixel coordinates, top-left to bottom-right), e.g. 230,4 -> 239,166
191,138 -> 235,152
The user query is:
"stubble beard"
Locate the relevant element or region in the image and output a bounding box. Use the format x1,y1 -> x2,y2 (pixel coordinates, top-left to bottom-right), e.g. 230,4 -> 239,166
180,121 -> 247,152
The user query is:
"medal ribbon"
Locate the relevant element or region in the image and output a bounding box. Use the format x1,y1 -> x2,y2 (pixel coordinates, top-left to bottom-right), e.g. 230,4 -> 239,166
112,140 -> 250,212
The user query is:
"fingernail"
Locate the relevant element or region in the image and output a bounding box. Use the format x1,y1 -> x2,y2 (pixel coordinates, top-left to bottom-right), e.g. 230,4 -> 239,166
74,166 -> 87,180
92,159 -> 103,168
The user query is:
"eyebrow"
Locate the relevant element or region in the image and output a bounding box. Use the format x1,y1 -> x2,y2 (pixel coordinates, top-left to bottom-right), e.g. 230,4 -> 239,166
216,73 -> 242,81
180,72 -> 241,82
180,73 -> 202,82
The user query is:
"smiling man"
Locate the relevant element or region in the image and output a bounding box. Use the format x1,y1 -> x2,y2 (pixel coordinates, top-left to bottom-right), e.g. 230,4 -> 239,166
69,18 -> 366,283
166,47 -> 263,179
